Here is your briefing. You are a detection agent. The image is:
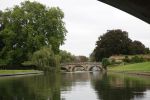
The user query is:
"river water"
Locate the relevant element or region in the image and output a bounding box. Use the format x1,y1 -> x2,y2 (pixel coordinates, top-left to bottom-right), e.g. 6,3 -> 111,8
0,72 -> 149,100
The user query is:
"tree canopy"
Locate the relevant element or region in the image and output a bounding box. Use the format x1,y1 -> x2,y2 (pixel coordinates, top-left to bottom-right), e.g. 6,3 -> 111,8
0,1 -> 67,66
92,29 -> 149,61
59,50 -> 76,63
59,50 -> 89,63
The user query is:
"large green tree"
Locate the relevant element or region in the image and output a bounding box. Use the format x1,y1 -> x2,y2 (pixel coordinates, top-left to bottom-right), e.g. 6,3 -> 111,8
92,29 -> 149,61
130,40 -> 147,54
0,1 -> 67,65
92,29 -> 131,61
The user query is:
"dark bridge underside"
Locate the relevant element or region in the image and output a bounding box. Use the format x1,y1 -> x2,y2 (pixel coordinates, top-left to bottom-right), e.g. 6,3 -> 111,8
98,0 -> 150,24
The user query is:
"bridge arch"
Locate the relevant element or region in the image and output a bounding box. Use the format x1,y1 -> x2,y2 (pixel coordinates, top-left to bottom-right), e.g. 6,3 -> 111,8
72,65 -> 85,72
61,62 -> 103,72
88,66 -> 102,71
61,67 -> 69,72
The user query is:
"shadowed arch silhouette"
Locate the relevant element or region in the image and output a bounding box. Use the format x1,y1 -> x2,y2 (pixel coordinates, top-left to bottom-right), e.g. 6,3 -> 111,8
98,0 -> 150,24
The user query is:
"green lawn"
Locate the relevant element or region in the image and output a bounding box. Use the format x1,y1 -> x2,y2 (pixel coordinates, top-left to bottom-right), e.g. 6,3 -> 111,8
0,70 -> 41,74
109,62 -> 150,72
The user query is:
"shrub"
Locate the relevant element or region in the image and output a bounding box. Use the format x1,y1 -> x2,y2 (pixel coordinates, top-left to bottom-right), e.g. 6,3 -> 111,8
131,56 -> 144,63
102,58 -> 110,70
123,55 -> 130,63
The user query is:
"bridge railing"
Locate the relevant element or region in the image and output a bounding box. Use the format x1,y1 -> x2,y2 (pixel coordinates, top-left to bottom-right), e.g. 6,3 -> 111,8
61,62 -> 101,66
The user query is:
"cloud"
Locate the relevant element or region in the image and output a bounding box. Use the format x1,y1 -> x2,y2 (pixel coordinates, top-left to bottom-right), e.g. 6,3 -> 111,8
1,0 -> 150,56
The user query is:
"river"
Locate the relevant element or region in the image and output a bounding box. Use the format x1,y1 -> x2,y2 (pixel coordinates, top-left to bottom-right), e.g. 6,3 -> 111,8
0,72 -> 149,100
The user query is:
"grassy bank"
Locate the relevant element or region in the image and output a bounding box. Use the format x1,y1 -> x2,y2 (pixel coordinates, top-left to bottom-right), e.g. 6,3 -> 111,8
0,70 -> 42,75
109,62 -> 150,73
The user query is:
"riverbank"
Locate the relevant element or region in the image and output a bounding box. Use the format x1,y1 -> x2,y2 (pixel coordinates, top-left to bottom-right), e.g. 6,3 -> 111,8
108,62 -> 150,76
0,70 -> 43,77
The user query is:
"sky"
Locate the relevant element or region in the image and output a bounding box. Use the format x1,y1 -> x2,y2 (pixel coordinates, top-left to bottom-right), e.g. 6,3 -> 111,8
0,0 -> 150,57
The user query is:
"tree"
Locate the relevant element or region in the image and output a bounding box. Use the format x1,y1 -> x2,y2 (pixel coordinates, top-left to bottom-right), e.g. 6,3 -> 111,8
92,29 -> 132,61
0,1 -> 67,65
102,58 -> 110,70
0,11 -> 5,52
31,46 -> 60,70
0,34 -> 5,51
130,40 -> 146,54
144,48 -> 150,54
59,50 -> 75,63
92,29 -> 149,61
75,56 -> 89,62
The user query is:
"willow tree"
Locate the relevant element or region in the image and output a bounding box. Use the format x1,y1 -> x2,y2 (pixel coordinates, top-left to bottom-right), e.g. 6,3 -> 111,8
31,46 -> 61,70
0,1 -> 67,65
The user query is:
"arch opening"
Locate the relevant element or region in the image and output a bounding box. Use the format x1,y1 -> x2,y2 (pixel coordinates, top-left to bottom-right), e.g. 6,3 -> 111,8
72,65 -> 85,72
89,66 -> 101,71
61,67 -> 69,72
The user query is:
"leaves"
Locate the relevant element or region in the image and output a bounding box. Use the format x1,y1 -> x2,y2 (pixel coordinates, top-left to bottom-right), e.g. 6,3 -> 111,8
92,29 -> 149,61
0,1 -> 67,65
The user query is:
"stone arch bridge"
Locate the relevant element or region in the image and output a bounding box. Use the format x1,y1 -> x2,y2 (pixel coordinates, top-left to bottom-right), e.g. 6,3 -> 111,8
61,62 -> 103,72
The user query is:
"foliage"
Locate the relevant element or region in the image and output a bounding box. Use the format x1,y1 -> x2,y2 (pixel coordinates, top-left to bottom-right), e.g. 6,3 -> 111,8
102,58 -> 110,70
92,29 -> 149,61
92,29 -> 131,61
75,56 -> 89,62
89,53 -> 95,62
59,51 -> 89,63
0,1 -> 67,66
0,59 -> 7,65
144,48 -> 150,54
31,46 -> 60,70
130,56 -> 145,63
123,56 -> 130,63
130,41 -> 147,54
59,50 -> 76,63
123,55 -> 145,63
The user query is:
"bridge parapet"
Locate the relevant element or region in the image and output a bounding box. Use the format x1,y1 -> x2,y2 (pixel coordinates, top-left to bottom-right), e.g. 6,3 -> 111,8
61,62 -> 101,66
61,62 -> 103,72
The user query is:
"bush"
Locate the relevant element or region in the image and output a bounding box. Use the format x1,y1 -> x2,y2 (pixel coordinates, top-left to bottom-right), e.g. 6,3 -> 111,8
123,55 -> 145,63
131,56 -> 144,63
102,58 -> 110,70
123,55 -> 130,63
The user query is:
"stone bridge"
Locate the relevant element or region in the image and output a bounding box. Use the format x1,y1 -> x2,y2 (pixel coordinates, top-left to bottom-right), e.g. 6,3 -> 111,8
61,62 -> 103,72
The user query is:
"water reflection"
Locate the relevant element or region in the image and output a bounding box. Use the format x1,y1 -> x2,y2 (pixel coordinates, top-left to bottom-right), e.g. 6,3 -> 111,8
61,72 -> 150,100
61,72 -> 99,100
92,73 -> 150,100
0,73 -> 60,100
0,72 -> 149,100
